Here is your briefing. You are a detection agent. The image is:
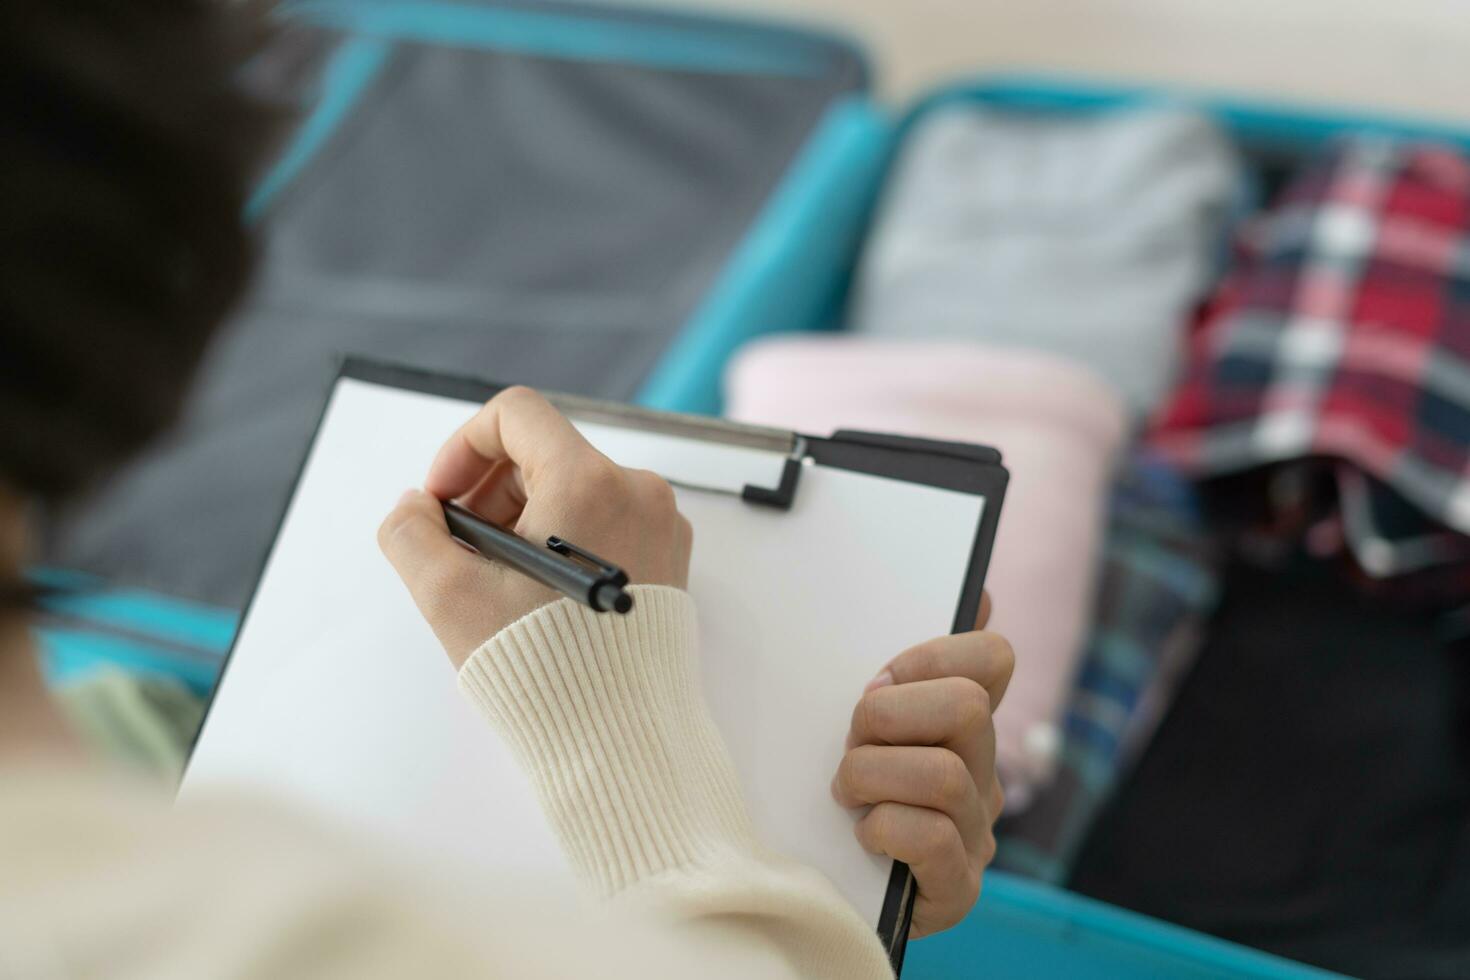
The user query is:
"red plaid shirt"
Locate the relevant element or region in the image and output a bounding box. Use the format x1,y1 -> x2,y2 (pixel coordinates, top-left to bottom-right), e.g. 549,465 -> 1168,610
1151,137 -> 1470,537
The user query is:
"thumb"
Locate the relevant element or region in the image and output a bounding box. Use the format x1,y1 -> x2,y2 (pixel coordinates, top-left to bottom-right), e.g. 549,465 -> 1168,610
377,488 -> 504,659
378,488 -> 461,578
975,590 -> 992,630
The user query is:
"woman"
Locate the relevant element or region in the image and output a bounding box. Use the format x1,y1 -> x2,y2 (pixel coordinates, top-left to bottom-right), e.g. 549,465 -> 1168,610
0,2 -> 1013,976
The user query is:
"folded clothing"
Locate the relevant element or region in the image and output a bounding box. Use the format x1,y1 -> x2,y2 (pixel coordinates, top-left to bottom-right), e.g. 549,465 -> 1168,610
1152,137 -> 1470,537
725,337 -> 1128,806
850,105 -> 1239,415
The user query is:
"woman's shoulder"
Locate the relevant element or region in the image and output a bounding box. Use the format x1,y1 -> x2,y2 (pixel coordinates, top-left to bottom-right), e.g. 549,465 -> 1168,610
0,762 -> 483,977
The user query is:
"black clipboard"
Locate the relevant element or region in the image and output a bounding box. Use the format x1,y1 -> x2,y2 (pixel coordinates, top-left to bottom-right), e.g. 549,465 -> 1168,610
188,357 -> 1008,975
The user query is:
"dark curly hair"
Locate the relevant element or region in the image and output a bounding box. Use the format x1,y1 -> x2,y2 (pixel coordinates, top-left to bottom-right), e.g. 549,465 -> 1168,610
1,0 -> 276,503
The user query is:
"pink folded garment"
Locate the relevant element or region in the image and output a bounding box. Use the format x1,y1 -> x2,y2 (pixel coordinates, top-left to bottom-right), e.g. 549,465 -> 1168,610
725,337 -> 1128,808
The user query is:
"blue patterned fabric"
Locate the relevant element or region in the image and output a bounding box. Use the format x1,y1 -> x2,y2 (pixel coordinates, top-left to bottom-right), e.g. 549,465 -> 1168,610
997,452 -> 1221,881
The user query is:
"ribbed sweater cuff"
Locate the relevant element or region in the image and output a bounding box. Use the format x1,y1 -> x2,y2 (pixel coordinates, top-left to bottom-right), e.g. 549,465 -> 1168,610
457,586 -> 757,896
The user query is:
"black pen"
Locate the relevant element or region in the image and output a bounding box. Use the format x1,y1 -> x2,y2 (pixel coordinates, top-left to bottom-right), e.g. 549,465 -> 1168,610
441,501 -> 634,614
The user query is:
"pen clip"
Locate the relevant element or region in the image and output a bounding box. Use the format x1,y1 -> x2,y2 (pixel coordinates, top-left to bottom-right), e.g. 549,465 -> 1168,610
545,537 -> 629,588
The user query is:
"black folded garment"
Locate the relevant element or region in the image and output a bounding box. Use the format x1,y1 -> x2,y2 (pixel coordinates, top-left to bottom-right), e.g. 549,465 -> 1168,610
1070,550 -> 1470,980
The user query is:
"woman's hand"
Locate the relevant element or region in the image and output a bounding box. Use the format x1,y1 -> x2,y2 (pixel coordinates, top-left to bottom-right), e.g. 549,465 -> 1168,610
378,386 -> 692,667
831,593 -> 1014,938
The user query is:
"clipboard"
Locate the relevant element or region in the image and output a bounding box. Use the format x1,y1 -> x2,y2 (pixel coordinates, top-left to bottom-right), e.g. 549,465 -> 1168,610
182,358 -> 1008,974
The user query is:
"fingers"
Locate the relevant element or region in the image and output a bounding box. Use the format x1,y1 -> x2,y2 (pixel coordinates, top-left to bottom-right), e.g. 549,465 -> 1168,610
879,630 -> 1015,710
425,386 -> 603,501
854,802 -> 985,936
377,488 -> 507,660
847,677 -> 996,792
832,745 -> 985,856
378,488 -> 463,583
850,676 -> 991,748
838,615 -> 1012,940
975,590 -> 992,630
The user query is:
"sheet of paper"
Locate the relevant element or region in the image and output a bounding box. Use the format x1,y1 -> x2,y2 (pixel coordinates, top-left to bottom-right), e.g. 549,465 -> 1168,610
183,378 -> 985,928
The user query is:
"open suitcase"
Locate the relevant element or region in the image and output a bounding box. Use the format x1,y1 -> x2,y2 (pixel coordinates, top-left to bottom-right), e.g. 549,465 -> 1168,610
37,1 -> 1470,976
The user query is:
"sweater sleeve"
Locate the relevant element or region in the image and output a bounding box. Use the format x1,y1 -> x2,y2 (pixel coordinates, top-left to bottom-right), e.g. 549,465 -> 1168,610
457,585 -> 894,980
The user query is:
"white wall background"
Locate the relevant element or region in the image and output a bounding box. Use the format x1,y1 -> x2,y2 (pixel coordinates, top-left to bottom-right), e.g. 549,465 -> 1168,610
660,0 -> 1470,122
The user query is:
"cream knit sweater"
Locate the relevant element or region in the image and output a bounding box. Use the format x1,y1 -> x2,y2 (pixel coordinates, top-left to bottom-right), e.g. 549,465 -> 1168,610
0,586 -> 893,979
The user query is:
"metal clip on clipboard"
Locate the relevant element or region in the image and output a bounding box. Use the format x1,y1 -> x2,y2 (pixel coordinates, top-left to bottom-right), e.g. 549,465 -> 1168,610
548,392 -> 806,510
